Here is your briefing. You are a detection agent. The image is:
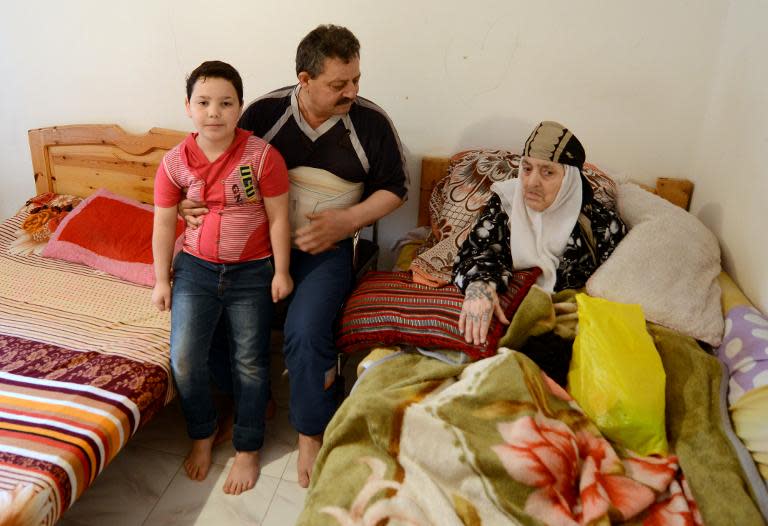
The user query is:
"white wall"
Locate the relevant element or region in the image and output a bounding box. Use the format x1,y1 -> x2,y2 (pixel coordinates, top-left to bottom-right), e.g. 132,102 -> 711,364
689,0 -> 768,313
2,0 -> 757,294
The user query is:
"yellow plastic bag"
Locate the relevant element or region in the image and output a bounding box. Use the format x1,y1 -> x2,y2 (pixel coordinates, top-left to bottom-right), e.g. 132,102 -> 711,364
568,294 -> 668,456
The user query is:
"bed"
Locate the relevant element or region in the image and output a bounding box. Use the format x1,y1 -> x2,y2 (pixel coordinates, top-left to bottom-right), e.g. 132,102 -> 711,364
298,151 -> 768,525
0,124 -> 186,525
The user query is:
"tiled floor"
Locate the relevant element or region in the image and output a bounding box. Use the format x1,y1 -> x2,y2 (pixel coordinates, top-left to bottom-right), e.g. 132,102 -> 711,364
57,333 -> 360,526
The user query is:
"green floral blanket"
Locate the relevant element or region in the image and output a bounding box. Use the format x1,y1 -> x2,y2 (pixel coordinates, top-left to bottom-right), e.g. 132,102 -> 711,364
298,290 -> 764,525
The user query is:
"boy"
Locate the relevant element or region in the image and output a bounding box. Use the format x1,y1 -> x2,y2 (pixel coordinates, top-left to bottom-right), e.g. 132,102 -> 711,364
151,60 -> 291,495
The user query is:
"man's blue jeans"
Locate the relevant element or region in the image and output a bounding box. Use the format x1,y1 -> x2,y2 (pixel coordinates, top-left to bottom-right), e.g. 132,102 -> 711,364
171,251 -> 273,451
282,240 -> 354,435
208,239 -> 353,436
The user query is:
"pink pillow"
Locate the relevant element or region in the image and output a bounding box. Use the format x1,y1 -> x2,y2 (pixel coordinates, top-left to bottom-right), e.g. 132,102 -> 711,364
42,189 -> 184,287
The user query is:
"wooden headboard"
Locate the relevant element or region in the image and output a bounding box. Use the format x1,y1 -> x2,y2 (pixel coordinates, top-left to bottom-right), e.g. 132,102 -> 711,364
28,124 -> 187,204
26,126 -> 694,226
417,156 -> 694,227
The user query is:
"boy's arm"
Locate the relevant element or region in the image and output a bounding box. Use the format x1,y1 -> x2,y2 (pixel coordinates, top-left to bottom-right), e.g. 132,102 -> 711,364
152,206 -> 180,311
263,192 -> 293,302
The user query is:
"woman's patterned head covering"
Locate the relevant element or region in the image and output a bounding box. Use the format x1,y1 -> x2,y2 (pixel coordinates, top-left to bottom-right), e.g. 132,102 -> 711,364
523,121 -> 585,170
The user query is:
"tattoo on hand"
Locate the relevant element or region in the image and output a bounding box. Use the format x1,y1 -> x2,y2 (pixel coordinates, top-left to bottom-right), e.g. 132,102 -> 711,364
465,281 -> 494,301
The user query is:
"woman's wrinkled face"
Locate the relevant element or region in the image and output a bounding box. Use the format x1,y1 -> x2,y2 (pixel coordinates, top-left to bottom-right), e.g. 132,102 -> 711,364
519,157 -> 565,211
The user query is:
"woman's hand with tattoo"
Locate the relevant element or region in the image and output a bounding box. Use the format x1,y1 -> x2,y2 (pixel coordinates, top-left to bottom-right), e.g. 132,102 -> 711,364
458,281 -> 510,345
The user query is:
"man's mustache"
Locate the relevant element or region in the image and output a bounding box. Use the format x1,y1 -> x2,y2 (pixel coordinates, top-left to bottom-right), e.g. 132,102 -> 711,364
335,97 -> 354,106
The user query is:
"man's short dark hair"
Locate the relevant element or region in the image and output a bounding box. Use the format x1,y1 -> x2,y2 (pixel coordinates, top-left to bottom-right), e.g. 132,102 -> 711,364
186,60 -> 244,105
295,24 -> 360,78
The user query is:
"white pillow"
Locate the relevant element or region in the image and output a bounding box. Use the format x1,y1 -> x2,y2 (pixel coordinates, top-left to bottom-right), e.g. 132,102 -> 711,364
586,182 -> 724,346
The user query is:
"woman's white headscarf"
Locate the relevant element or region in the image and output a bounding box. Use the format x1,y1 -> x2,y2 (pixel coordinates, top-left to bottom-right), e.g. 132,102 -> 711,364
491,164 -> 583,292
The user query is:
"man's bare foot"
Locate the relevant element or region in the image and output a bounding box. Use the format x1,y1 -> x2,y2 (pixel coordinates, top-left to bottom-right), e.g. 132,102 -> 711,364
297,433 -> 322,488
223,451 -> 260,495
184,434 -> 216,481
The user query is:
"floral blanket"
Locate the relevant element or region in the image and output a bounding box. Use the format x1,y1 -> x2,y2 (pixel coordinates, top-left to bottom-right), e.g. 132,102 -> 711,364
299,294 -> 765,525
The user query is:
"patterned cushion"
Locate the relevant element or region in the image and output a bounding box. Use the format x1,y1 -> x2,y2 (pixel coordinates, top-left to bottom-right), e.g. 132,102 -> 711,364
410,149 -> 617,287
8,193 -> 83,255
717,305 -> 768,405
336,269 -> 541,360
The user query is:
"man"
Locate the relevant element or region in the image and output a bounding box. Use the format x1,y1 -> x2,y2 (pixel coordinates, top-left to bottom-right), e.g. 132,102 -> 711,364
181,24 -> 409,488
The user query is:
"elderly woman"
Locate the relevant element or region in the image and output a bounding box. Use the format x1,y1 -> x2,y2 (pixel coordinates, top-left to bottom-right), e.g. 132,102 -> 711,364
452,121 -> 626,345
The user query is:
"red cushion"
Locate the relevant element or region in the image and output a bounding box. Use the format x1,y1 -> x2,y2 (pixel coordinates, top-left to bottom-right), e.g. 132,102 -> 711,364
56,197 -> 157,263
336,269 -> 541,360
42,189 -> 184,286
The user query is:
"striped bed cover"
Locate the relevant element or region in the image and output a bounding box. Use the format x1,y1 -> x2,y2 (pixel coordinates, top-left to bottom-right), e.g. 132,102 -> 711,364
0,211 -> 173,525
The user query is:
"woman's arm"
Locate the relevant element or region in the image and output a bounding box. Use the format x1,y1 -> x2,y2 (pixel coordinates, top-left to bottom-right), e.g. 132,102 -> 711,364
556,202 -> 628,291
594,206 -> 627,263
263,192 -> 293,302
451,194 -> 514,293
452,194 -> 514,344
151,206 -> 180,311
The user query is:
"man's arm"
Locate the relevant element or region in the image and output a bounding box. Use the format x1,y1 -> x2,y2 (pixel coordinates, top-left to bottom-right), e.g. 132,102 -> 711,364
178,199 -> 208,229
294,189 -> 403,255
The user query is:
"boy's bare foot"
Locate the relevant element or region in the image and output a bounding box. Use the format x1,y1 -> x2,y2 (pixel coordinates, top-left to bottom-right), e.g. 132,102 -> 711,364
297,433 -> 322,488
223,451 -> 260,495
184,434 -> 216,481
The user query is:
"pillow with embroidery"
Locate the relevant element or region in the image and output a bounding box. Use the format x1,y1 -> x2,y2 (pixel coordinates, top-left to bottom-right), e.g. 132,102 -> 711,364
9,193 -> 83,255
42,188 -> 184,287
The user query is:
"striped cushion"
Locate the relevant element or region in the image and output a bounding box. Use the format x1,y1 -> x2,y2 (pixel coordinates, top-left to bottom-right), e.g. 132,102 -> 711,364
336,270 -> 540,360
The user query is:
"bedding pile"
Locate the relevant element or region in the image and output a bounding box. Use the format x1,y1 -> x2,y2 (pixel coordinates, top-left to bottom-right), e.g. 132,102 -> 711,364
300,289 -> 767,525
0,207 -> 172,525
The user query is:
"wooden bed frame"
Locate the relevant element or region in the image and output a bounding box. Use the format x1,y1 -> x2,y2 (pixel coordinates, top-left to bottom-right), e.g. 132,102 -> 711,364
28,124 -> 187,204
417,156 -> 694,227
0,124 -> 189,526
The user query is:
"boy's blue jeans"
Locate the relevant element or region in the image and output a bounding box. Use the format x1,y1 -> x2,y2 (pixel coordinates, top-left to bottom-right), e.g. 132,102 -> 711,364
170,251 -> 273,451
208,239 -> 354,436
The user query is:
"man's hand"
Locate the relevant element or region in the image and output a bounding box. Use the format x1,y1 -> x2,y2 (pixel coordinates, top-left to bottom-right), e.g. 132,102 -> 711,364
458,281 -> 510,345
294,208 -> 356,255
178,199 -> 209,229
